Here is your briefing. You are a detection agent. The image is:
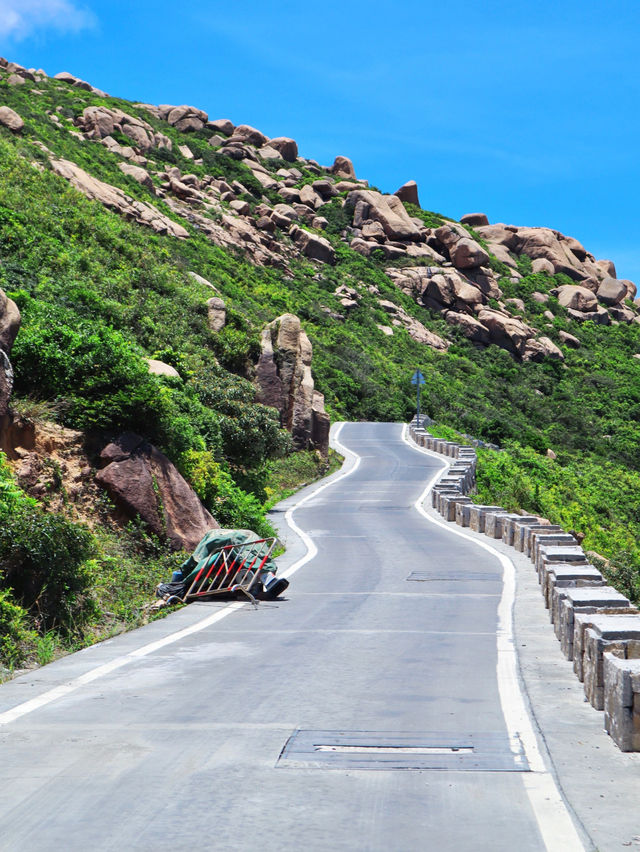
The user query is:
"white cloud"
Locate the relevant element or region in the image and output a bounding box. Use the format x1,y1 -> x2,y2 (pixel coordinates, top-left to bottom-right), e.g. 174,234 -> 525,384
0,0 -> 95,40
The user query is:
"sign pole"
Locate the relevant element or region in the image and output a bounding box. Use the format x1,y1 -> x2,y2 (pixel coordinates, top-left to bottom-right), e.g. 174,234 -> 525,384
410,369 -> 426,428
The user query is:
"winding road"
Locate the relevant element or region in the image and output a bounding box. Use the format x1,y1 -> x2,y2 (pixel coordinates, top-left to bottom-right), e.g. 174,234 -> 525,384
0,422 -> 601,850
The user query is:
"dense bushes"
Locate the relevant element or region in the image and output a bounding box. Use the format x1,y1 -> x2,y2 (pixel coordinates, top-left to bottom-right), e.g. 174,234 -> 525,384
0,455 -> 94,667
474,442 -> 640,599
0,508 -> 94,631
180,450 -> 275,538
0,68 -> 639,652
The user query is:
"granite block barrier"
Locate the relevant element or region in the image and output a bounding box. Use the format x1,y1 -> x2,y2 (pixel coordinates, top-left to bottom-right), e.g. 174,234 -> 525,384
536,545 -> 588,578
408,420 -> 640,750
531,533 -> 578,565
603,655 -> 640,751
484,512 -> 520,540
551,585 -> 628,633
541,563 -> 603,610
541,562 -> 604,620
503,516 -> 539,547
583,617 -> 640,710
523,524 -> 564,556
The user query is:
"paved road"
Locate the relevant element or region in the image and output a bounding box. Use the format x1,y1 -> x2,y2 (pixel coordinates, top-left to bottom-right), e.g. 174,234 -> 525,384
0,422 -> 583,851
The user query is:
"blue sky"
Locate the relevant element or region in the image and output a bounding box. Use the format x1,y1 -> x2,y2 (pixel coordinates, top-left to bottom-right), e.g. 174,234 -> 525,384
2,0 -> 640,284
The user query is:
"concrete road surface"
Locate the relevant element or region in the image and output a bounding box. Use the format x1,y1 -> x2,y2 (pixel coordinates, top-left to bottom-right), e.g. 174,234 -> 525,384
1,422 -> 634,851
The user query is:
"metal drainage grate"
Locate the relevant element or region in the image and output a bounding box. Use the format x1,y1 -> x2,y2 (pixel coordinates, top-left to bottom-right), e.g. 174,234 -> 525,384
277,730 -> 528,772
407,571 -> 499,582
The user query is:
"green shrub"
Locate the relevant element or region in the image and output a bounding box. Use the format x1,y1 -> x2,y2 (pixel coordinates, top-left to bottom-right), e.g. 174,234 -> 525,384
0,590 -> 35,669
181,450 -> 275,537
190,369 -> 292,467
0,506 -> 94,631
0,453 -> 35,517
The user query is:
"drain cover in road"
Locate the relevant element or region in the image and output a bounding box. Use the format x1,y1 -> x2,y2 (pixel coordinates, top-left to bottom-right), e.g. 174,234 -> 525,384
277,730 -> 528,771
407,571 -> 498,582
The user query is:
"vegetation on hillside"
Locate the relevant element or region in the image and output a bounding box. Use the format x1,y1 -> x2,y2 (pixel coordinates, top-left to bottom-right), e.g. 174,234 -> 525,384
1,69 -> 639,670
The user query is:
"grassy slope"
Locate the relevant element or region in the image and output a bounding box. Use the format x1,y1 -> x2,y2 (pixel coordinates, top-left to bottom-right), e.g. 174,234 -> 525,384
1,71 -> 639,667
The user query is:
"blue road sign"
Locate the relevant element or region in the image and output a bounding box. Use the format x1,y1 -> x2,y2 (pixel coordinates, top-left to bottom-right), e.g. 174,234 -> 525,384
411,370 -> 426,385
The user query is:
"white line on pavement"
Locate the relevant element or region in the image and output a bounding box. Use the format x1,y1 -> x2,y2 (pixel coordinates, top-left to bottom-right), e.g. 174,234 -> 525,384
279,421 -> 360,580
0,423 -> 357,727
402,424 -> 586,852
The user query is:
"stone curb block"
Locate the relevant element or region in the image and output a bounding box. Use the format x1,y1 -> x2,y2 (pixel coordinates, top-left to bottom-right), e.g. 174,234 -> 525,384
407,420 -> 640,752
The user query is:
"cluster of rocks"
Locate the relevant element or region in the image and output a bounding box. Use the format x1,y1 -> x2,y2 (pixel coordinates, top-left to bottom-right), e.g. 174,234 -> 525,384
322,281 -> 448,350
254,314 -> 330,455
53,70 -> 107,97
385,264 -> 562,362
76,105 -> 172,158
553,281 -> 637,325
0,57 -> 48,89
376,298 -> 448,350
3,57 -> 639,369
473,218 -> 639,323
49,155 -> 189,238
411,421 -> 640,753
35,95 -> 366,267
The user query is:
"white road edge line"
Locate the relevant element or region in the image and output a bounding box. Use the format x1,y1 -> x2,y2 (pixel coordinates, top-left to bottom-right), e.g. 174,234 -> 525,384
280,421 -> 360,581
402,425 -> 587,852
0,423 -> 357,727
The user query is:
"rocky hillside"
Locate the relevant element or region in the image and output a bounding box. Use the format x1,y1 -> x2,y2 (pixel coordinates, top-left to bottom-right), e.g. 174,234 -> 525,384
1,55 -> 639,667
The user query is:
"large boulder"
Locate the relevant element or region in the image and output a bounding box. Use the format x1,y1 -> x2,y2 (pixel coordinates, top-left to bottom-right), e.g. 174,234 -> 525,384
207,296 -> 226,332
555,284 -> 598,312
0,289 -> 19,420
208,119 -> 234,136
476,309 -> 535,356
488,242 -> 518,269
433,222 -> 469,251
330,155 -> 356,179
609,304 -> 637,323
423,271 -> 484,309
450,238 -> 490,270
299,184 -> 323,209
460,213 -> 489,227
444,311 -> 490,344
0,288 -> 21,355
394,180 -> 420,207
595,259 -> 616,279
254,314 -> 329,455
166,105 -> 208,132
521,336 -> 564,362
0,106 -> 24,133
268,137 -> 298,161
567,305 -> 611,325
144,358 -> 180,378
293,228 -> 336,264
474,223 -> 521,251
531,257 -> 555,275
119,162 -> 154,191
231,124 -> 268,147
597,277 -> 628,305
558,330 -> 581,348
347,189 -> 423,242
96,433 -> 218,551
79,105 -> 117,138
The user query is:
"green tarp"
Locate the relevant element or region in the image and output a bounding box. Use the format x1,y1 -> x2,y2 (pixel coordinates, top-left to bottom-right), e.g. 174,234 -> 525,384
180,529 -> 277,587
